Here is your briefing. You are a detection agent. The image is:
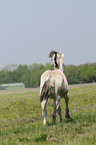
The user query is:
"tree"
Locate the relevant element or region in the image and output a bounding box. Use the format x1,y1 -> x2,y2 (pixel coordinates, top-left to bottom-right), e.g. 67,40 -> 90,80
0,62 -> 96,87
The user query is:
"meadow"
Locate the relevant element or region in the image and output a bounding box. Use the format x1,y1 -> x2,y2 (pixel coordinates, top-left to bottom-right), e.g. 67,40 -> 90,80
0,83 -> 96,145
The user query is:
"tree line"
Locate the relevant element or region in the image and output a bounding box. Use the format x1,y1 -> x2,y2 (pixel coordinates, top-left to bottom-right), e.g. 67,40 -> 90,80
0,63 -> 96,88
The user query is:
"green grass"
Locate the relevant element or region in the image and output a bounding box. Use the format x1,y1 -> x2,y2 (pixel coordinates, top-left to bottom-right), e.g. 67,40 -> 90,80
0,83 -> 96,145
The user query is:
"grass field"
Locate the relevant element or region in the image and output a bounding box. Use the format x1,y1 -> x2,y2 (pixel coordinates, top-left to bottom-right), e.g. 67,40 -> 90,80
0,83 -> 96,145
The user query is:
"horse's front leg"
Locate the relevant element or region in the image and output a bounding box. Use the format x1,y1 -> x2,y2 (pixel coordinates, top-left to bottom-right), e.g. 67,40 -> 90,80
52,99 -> 56,124
64,94 -> 70,118
41,99 -> 47,125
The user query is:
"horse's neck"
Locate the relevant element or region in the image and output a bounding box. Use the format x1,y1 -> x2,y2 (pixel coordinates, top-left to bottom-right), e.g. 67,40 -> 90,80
59,60 -> 63,72
54,61 -> 63,72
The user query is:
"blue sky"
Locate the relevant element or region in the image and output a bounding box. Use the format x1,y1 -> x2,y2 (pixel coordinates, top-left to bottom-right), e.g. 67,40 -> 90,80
0,0 -> 96,70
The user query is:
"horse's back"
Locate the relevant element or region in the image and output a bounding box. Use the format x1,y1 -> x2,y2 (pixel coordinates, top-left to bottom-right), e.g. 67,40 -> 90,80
40,69 -> 68,93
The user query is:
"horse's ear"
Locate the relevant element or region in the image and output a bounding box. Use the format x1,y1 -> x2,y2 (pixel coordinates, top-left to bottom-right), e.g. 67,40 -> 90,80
49,51 -> 58,58
61,53 -> 64,58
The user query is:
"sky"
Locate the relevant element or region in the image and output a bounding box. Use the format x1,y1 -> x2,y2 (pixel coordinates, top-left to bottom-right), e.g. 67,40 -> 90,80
0,0 -> 96,70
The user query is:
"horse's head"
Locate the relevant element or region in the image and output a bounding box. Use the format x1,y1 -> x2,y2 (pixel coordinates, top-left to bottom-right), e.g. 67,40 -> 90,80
49,51 -> 64,71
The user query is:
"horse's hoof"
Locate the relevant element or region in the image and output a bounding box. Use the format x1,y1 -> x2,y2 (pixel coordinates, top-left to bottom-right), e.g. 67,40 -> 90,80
60,118 -> 62,122
65,114 -> 70,118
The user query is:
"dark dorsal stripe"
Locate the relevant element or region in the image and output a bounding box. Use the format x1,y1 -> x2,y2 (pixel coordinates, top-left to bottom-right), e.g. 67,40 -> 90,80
54,54 -> 58,67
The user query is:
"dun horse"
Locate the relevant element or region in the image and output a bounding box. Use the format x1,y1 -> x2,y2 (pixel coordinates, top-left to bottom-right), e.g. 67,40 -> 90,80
40,51 -> 70,125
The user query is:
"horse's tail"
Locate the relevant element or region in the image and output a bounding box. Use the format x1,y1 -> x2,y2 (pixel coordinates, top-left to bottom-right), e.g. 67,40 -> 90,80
40,75 -> 55,102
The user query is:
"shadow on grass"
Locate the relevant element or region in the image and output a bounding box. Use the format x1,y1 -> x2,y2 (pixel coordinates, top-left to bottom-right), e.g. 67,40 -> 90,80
34,134 -> 47,142
46,117 -> 76,126
64,117 -> 76,123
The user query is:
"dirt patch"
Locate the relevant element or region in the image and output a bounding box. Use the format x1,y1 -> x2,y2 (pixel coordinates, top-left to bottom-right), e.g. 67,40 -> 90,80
14,117 -> 42,124
47,137 -> 59,142
70,104 -> 96,113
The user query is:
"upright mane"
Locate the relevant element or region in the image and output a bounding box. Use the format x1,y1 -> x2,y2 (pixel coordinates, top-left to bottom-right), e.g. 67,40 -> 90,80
49,51 -> 60,58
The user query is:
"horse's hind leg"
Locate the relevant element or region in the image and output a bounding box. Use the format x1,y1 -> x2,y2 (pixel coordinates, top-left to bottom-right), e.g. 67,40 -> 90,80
56,99 -> 62,122
52,99 -> 56,124
64,94 -> 70,118
41,99 -> 47,125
